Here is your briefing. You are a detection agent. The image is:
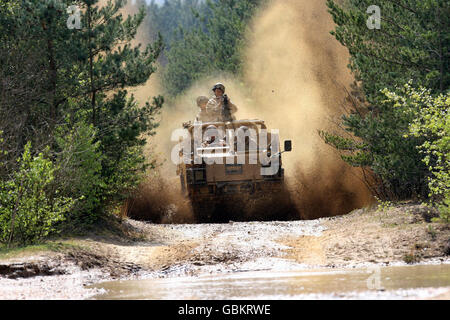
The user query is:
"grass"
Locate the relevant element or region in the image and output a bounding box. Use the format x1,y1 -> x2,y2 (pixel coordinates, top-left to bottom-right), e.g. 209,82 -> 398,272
0,241 -> 82,260
382,222 -> 398,228
0,213 -> 144,261
403,252 -> 420,264
376,199 -> 394,213
427,225 -> 437,241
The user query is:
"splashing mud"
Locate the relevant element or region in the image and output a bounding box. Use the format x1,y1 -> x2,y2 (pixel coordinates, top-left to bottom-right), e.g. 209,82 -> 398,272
124,0 -> 374,222
239,0 -> 373,218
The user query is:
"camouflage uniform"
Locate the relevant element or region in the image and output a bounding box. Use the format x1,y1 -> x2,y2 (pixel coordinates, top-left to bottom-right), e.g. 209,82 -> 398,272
195,96 -> 214,122
196,109 -> 214,122
206,84 -> 238,122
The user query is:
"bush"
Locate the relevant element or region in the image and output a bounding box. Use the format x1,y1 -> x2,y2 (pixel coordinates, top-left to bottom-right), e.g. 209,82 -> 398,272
406,85 -> 450,222
325,0 -> 449,200
320,84 -> 429,200
54,121 -> 104,226
0,143 -> 74,246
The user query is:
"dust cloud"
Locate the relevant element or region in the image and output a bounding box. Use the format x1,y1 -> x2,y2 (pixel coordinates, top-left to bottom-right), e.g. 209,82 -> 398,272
123,0 -> 374,221
113,0 -> 196,223
236,0 -> 374,218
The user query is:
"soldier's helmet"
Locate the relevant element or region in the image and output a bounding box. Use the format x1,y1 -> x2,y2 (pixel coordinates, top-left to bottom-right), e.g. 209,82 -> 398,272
212,83 -> 225,93
196,96 -> 209,107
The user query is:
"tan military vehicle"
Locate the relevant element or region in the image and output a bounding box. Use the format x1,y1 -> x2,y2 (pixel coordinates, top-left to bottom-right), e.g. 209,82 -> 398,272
176,119 -> 295,222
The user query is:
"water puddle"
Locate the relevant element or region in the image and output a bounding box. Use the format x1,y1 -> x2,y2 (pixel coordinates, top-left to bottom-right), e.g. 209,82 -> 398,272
91,263 -> 450,299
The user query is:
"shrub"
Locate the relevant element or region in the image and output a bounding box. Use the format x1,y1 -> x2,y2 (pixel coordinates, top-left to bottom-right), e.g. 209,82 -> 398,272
54,121 -> 104,226
404,85 -> 449,222
0,142 -> 74,246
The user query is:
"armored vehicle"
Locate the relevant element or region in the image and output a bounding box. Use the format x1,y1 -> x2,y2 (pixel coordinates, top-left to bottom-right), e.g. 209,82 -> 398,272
176,119 -> 293,222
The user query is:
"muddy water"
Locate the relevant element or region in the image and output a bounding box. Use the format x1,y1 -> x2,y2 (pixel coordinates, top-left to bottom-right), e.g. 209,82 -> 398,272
91,264 -> 450,299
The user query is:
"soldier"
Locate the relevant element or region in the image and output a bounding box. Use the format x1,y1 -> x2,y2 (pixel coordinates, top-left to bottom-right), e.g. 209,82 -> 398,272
195,96 -> 212,122
206,83 -> 238,122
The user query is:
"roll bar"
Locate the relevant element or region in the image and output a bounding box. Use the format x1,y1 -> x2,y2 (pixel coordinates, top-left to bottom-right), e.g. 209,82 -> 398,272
186,119 -> 267,134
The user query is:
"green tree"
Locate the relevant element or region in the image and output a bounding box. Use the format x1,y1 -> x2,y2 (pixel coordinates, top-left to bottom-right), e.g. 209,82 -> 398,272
327,0 -> 449,95
205,0 -> 261,74
322,0 -> 449,199
74,0 -> 164,211
163,28 -> 215,96
54,120 -> 103,226
0,0 -> 163,233
405,85 -> 449,220
0,143 -> 74,246
145,0 -> 208,57
96,91 -> 163,206
162,0 -> 263,96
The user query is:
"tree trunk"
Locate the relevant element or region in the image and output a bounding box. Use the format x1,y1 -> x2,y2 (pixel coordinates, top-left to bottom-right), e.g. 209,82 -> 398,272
8,184 -> 23,249
87,3 -> 96,126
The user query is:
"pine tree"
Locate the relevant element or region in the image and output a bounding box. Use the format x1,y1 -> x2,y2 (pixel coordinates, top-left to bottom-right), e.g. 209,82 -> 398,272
322,0 -> 449,200
0,0 -> 164,230
161,0 -> 263,96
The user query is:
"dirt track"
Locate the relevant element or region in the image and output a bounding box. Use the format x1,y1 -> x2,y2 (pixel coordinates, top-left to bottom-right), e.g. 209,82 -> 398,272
0,203 -> 449,299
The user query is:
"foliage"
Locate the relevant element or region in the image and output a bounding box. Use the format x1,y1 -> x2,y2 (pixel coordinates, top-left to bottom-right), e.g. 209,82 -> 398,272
0,143 -> 74,246
327,0 -> 449,96
376,198 -> 394,213
323,0 -> 449,200
145,0 -> 209,56
0,0 -> 163,241
96,92 -> 163,205
162,28 -> 215,96
204,0 -> 261,74
321,84 -> 430,199
405,85 -> 449,221
54,120 -> 103,225
159,0 -> 263,96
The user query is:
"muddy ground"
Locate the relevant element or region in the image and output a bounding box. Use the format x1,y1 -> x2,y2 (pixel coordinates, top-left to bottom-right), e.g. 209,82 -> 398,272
0,203 -> 449,299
